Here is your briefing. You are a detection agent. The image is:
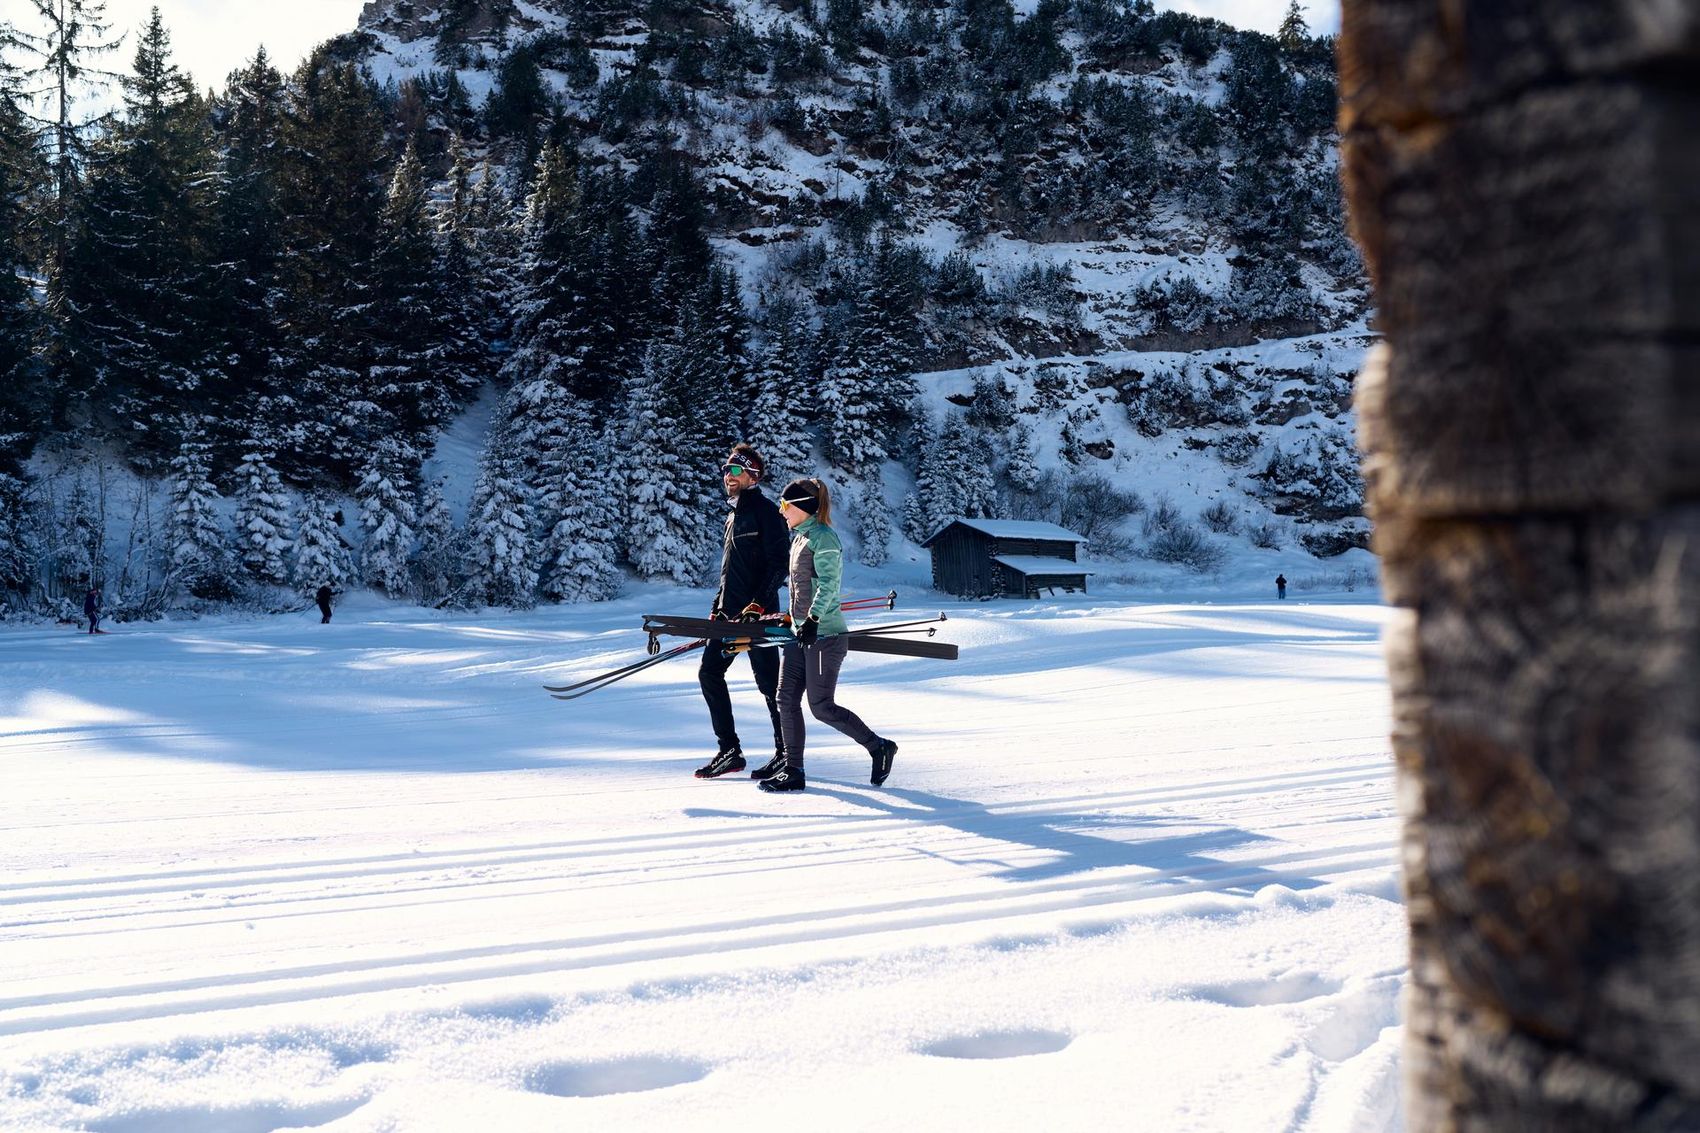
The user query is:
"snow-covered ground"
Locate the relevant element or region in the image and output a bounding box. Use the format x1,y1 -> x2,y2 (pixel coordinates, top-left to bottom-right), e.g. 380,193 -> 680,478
1,587 -> 1404,1132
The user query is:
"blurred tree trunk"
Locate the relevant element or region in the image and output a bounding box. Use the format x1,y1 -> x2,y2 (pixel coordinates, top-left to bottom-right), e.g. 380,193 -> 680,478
1338,3 -> 1700,1129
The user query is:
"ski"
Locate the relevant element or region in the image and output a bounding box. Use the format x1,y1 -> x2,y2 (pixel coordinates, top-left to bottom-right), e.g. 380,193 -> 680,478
542,639 -> 705,694
846,635 -> 958,660
641,611 -> 943,642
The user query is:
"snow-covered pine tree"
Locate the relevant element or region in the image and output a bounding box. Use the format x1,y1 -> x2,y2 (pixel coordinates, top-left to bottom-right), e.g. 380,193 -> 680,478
900,413 -> 998,545
0,472 -> 37,607
461,425 -> 537,608
623,340 -> 709,584
815,311 -> 891,565
503,142 -> 596,414
276,50 -> 388,477
232,447 -> 292,585
166,433 -> 232,598
860,235 -> 923,429
208,50 -> 289,456
433,134 -> 493,405
291,491 -> 351,594
537,403 -> 623,603
367,141 -> 460,440
0,56 -> 43,451
746,297 -> 816,488
1004,418 -> 1044,494
681,265 -> 748,455
51,472 -> 100,596
355,439 -> 419,598
60,10 -> 216,465
411,477 -> 460,606
852,482 -> 892,567
899,403 -> 939,544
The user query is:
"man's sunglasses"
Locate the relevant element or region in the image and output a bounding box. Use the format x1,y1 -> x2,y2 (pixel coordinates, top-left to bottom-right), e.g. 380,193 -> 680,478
723,463 -> 754,477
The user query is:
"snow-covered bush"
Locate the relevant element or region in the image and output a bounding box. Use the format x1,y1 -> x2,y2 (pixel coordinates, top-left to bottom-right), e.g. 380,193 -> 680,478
1132,273 -> 1219,335
1215,430 -> 1262,467
1125,365 -> 1248,436
1259,428 -> 1365,519
1229,253 -> 1320,324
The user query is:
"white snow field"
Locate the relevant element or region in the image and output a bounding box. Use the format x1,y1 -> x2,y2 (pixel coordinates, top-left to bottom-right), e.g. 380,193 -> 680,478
1,590 -> 1405,1132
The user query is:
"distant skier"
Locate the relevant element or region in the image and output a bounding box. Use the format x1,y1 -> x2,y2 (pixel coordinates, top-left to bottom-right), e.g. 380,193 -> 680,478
757,478 -> 899,793
82,583 -> 102,634
694,444 -> 789,780
1276,574 -> 1287,600
315,584 -> 335,624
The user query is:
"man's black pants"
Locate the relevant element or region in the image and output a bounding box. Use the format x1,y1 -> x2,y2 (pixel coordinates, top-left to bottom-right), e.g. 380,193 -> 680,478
699,641 -> 782,756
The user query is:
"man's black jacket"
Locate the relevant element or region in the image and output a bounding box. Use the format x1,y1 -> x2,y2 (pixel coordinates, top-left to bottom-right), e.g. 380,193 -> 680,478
712,486 -> 789,616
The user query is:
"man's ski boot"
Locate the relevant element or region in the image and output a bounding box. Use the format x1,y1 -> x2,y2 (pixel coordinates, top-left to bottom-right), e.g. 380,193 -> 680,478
750,752 -> 787,781
694,747 -> 746,779
869,738 -> 898,787
758,767 -> 806,793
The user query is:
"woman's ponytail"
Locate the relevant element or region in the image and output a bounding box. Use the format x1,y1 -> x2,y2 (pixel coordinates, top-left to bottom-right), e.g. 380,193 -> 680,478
811,479 -> 832,526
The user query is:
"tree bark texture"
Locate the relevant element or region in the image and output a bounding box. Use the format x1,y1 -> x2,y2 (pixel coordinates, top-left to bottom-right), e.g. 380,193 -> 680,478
1340,3 -> 1700,1129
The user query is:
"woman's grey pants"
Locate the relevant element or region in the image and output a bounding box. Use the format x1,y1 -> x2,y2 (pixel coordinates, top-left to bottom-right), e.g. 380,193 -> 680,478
777,636 -> 878,769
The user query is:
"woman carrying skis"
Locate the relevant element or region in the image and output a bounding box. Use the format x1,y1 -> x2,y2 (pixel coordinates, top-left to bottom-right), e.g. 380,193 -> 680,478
754,478 -> 899,793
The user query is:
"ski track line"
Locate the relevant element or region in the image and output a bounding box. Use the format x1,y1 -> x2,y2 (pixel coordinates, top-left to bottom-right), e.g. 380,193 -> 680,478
13,813 -> 1399,943
2,733 -> 1392,832
0,841 -> 1399,1035
2,762 -> 1391,900
5,799 -> 1397,938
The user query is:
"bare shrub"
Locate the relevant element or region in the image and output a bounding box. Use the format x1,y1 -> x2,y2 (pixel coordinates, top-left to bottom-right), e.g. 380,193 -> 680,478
1200,499 -> 1239,534
1247,519 -> 1284,549
1144,522 -> 1226,573
1142,495 -> 1182,537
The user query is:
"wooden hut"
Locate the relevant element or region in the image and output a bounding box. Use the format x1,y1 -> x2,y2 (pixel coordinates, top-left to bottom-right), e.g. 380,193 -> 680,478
921,519 -> 1093,598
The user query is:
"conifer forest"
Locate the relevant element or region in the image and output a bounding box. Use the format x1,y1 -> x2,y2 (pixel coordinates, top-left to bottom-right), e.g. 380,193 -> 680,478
0,0 -> 1369,619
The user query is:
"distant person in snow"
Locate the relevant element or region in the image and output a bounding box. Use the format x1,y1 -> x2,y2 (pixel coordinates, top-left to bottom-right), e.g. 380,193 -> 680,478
756,478 -> 899,794
83,582 -> 101,634
1276,574 -> 1287,600
694,444 -> 790,781
316,584 -> 335,624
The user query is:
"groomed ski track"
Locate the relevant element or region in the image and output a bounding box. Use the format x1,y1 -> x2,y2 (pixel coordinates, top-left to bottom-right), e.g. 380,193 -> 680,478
1,595 -> 1405,1132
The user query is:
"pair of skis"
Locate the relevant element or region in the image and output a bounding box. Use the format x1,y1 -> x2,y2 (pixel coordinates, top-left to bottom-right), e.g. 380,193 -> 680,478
544,592 -> 956,701
641,612 -> 957,660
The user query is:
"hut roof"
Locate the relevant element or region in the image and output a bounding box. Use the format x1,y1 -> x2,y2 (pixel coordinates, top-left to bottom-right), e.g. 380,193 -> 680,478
991,555 -> 1098,576
920,518 -> 1089,548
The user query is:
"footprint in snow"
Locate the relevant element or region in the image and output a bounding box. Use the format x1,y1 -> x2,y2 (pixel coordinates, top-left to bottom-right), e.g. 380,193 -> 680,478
1184,970 -> 1343,1008
86,1095 -> 368,1133
523,1056 -> 709,1098
920,1029 -> 1074,1060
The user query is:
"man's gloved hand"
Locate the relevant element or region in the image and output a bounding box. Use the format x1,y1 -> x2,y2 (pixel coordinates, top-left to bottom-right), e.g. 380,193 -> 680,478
738,602 -> 765,622
796,616 -> 819,646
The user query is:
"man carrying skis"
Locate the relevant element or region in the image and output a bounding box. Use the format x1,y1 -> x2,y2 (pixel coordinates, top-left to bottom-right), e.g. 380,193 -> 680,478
694,444 -> 790,779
